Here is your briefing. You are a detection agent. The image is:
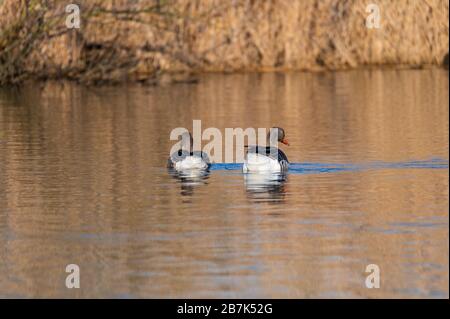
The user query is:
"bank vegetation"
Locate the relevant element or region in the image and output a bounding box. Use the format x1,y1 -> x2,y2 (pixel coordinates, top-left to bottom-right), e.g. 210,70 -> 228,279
0,0 -> 448,85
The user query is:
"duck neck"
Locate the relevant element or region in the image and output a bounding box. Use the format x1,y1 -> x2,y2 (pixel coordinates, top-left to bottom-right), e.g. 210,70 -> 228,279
267,131 -> 279,147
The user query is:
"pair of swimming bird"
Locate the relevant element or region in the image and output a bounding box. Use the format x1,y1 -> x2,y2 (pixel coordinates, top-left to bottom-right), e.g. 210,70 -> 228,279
168,127 -> 289,172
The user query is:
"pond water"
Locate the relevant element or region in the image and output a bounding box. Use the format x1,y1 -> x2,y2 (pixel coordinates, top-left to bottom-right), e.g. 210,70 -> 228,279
0,69 -> 448,298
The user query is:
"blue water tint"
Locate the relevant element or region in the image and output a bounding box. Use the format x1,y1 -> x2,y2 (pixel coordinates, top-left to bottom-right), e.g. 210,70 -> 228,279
210,158 -> 449,174
210,163 -> 243,171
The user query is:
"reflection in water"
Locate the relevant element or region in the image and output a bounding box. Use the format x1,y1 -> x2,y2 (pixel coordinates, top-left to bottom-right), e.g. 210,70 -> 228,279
0,70 -> 448,298
168,168 -> 210,197
244,173 -> 287,203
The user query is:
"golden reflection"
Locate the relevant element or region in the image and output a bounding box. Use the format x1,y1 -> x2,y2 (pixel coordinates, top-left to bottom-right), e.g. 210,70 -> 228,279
0,69 -> 448,298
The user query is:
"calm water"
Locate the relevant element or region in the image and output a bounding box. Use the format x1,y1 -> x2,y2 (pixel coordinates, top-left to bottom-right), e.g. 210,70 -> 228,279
0,69 -> 448,298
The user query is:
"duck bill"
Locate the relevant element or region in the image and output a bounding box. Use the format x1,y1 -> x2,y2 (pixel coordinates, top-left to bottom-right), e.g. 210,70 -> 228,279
281,138 -> 289,146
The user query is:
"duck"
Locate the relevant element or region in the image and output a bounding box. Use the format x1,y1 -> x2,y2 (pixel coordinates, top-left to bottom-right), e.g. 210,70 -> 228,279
242,127 -> 289,173
167,131 -> 211,171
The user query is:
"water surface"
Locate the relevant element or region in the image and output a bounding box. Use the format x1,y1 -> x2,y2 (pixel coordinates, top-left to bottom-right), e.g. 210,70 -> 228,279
0,69 -> 448,298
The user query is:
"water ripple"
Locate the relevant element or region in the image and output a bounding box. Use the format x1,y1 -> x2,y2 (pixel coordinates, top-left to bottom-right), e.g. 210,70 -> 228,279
210,158 -> 449,174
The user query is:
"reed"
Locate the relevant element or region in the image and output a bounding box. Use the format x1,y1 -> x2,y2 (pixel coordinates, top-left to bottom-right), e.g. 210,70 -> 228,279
0,0 -> 448,84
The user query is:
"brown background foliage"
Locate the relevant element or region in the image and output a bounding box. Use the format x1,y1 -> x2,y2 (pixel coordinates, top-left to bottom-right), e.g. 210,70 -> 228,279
0,0 -> 448,84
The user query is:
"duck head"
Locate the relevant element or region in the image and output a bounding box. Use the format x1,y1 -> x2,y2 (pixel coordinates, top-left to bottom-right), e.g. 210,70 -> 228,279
268,127 -> 289,146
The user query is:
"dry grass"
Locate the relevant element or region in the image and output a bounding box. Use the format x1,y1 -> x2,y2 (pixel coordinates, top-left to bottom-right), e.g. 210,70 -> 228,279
0,0 -> 448,84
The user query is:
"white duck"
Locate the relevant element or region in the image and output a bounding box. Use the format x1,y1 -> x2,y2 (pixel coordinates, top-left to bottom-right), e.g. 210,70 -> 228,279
243,127 -> 289,173
168,131 -> 210,171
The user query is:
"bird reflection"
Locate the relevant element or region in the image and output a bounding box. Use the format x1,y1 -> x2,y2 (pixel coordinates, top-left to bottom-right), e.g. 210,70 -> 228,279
168,168 -> 210,197
244,172 -> 287,203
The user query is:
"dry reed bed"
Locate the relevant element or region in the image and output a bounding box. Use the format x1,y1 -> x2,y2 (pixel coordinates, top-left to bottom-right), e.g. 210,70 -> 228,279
0,0 -> 448,84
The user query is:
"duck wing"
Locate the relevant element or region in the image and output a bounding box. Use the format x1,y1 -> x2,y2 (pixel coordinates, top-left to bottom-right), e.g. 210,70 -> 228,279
168,149 -> 191,167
